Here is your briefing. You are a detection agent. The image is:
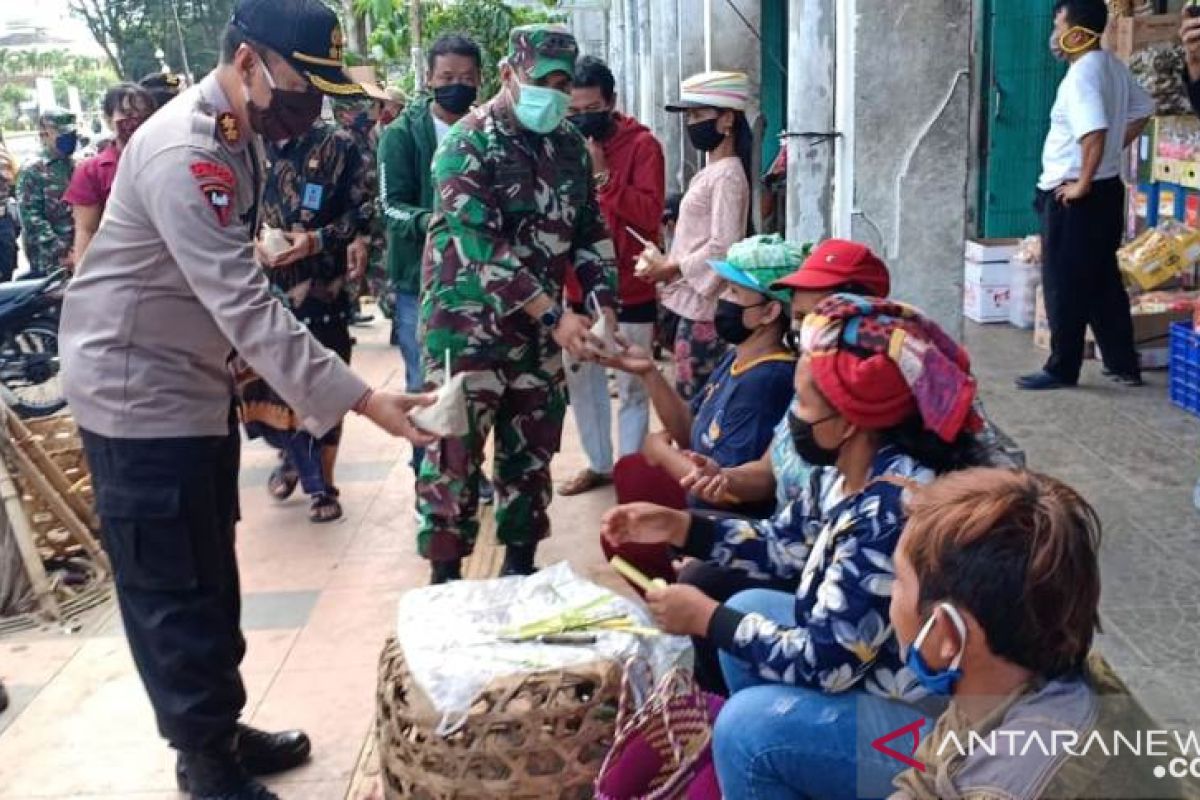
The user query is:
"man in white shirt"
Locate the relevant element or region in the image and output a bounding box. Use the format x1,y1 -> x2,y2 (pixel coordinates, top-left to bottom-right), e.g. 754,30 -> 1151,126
1017,0 -> 1153,391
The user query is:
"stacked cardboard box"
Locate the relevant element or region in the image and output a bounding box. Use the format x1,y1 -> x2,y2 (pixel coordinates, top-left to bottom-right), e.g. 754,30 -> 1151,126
963,239 -> 1019,324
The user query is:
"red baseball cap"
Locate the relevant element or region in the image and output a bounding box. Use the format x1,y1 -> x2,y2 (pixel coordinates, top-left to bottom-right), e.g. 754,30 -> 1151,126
771,239 -> 891,298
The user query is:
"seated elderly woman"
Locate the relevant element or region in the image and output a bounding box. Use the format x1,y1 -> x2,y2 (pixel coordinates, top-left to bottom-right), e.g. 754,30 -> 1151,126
602,295 -> 990,795
887,468 -> 1195,800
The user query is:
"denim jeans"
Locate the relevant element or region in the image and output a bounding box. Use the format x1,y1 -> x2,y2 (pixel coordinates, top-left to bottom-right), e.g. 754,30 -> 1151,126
392,290 -> 425,468
564,321 -> 653,473
714,589 -> 932,800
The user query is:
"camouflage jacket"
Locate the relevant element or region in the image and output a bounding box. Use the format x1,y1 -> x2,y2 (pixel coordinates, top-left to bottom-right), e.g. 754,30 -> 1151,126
421,91 -> 616,367
16,154 -> 75,273
261,122 -> 367,311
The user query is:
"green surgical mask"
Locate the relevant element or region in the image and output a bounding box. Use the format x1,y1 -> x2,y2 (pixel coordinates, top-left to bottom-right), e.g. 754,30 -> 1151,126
513,82 -> 570,134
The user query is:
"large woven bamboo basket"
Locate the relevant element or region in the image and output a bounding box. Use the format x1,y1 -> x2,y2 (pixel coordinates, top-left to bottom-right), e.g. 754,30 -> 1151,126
376,636 -> 620,800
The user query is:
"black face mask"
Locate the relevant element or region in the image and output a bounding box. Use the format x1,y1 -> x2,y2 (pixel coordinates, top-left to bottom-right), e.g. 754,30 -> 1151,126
713,298 -> 765,345
248,85 -> 322,141
569,110 -> 614,140
433,83 -> 477,116
687,118 -> 725,152
787,411 -> 844,467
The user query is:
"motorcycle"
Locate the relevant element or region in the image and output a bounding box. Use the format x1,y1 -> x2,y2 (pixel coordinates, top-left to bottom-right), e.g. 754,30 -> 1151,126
0,270 -> 66,419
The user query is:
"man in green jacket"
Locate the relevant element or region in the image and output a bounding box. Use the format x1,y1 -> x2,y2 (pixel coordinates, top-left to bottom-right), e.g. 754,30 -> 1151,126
377,34 -> 482,473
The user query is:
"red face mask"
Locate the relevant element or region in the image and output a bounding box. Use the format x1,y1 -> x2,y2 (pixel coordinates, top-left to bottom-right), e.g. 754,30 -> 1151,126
115,116 -> 146,145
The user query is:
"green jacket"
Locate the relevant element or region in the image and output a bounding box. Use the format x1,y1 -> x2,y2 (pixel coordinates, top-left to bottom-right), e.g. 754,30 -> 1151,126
377,95 -> 439,295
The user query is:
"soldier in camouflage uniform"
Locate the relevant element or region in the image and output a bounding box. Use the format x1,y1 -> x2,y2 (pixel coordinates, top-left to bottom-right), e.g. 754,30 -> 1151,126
17,110 -> 77,276
418,24 -> 617,582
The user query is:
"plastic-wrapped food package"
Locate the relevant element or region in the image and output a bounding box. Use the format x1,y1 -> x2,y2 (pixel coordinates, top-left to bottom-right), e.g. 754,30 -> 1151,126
395,562 -> 691,735
410,372 -> 470,438
1009,235 -> 1042,330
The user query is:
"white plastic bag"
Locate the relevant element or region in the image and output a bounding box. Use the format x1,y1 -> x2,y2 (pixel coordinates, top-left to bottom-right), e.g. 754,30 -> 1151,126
396,562 -> 691,735
260,226 -> 290,260
410,372 -> 470,438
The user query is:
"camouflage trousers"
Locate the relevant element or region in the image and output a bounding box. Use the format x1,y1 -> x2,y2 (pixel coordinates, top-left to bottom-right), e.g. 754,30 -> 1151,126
416,343 -> 567,561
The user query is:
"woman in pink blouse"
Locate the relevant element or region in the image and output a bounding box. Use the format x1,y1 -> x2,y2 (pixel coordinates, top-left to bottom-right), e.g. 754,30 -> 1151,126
640,70 -> 753,401
65,83 -> 155,265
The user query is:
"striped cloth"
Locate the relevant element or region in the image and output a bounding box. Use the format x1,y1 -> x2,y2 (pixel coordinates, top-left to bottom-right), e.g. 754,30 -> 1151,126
801,294 -> 982,442
666,71 -> 750,111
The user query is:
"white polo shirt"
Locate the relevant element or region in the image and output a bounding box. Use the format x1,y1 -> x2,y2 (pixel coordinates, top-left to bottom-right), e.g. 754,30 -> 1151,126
1038,49 -> 1155,191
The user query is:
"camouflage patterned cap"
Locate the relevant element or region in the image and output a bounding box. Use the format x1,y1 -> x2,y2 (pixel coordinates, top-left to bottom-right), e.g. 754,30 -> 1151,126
38,109 -> 77,134
506,24 -> 578,80
710,234 -> 809,304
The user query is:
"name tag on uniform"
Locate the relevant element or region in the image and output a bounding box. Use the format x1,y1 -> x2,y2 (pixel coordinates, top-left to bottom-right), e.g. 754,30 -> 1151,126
302,183 -> 324,211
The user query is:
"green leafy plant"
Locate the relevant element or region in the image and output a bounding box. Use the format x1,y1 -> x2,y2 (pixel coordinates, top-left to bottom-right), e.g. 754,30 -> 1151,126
352,0 -> 564,97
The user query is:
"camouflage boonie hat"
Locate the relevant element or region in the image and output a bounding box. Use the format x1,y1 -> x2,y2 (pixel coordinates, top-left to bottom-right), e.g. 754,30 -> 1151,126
506,24 -> 578,80
38,109 -> 77,134
710,234 -> 808,303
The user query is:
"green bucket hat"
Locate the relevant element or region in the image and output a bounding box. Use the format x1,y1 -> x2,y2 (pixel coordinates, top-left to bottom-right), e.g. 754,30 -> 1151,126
506,24 -> 578,80
709,234 -> 808,303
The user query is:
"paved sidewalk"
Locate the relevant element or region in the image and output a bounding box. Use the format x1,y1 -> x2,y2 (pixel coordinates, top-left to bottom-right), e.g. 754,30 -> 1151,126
0,318 -> 1197,799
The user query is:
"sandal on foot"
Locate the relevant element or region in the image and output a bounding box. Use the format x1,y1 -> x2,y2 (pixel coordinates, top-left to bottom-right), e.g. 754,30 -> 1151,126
309,492 -> 343,524
267,464 -> 299,501
557,469 -> 612,497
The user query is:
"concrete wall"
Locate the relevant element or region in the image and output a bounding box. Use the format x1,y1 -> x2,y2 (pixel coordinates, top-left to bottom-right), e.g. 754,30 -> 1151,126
849,0 -> 973,336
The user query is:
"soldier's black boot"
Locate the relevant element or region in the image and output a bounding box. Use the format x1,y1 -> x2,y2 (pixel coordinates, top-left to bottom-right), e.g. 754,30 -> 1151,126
430,559 -> 462,584
0,679 -> 8,715
500,543 -> 538,577
177,726 -> 309,795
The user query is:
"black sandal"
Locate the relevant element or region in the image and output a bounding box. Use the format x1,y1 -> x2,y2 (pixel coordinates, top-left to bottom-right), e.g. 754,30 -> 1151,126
309,488 -> 342,524
267,463 -> 299,501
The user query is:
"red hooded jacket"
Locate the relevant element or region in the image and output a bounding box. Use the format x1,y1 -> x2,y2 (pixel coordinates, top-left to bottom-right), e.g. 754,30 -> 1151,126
566,112 -> 665,313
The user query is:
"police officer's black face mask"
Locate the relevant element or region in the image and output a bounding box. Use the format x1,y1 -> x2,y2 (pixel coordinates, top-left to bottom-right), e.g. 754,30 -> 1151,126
247,58 -> 323,141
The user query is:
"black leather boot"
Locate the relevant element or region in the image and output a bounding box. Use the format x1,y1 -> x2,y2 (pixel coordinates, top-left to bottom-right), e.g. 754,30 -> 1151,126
178,726 -> 310,793
0,679 -> 8,715
176,745 -> 280,800
500,543 -> 537,577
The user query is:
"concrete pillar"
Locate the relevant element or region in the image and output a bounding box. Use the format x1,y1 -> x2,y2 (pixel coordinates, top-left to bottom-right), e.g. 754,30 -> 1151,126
651,0 -> 683,195
676,0 -> 707,186
786,0 -> 835,243
636,0 -> 654,127
850,0 -> 971,335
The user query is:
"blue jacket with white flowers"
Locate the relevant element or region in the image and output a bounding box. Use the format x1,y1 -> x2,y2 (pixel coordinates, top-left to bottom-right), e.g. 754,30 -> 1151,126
687,445 -> 934,702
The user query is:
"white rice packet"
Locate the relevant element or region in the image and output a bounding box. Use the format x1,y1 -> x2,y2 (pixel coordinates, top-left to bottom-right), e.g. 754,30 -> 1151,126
410,372 -> 470,438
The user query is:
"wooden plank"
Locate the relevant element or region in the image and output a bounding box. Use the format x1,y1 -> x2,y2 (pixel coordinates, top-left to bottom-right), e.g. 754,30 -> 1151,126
0,449 -> 60,621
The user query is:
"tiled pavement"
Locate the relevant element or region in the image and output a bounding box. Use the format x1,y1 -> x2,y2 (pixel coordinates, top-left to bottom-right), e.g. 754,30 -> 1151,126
0,317 -> 1197,798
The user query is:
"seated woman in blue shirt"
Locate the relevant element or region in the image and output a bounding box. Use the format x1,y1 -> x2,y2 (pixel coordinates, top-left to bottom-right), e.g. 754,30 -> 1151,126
602,295 -> 990,799
598,236 -> 801,575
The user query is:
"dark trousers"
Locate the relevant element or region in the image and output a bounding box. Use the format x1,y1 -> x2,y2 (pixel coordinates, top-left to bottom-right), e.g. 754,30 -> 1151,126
1039,177 -> 1138,383
0,217 -> 17,283
82,426 -> 245,753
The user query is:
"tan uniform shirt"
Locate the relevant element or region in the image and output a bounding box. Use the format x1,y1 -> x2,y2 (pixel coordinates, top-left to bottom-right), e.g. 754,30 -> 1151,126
61,74 -> 368,439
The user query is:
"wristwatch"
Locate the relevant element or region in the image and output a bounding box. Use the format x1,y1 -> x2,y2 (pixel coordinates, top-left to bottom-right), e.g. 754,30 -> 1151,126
539,304 -> 564,329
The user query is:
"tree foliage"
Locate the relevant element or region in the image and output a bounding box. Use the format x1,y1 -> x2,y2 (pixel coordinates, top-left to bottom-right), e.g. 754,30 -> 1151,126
352,0 -> 563,97
70,0 -> 235,81
0,49 -> 118,128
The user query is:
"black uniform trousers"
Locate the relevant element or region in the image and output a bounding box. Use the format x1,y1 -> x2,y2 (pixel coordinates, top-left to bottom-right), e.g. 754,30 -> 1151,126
82,423 -> 245,753
1038,177 -> 1139,384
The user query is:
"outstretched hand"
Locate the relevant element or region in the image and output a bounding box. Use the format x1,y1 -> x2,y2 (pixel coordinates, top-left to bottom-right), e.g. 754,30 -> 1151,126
600,502 -> 690,549
362,390 -> 438,446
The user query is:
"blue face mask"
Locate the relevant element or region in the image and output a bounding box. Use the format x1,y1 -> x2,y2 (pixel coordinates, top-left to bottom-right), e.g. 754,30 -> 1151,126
53,132 -> 78,157
904,603 -> 967,696
513,82 -> 570,134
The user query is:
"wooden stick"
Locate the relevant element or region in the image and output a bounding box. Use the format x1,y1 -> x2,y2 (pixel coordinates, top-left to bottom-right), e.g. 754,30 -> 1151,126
0,447 -> 60,620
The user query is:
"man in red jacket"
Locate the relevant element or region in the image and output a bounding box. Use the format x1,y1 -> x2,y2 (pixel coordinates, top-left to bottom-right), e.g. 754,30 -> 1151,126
559,56 -> 666,496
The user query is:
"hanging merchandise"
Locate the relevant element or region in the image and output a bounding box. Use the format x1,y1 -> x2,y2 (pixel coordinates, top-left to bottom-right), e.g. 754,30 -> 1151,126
1129,45 -> 1191,117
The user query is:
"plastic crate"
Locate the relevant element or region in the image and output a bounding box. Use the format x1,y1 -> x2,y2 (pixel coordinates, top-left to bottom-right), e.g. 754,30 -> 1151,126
1169,322 -> 1200,419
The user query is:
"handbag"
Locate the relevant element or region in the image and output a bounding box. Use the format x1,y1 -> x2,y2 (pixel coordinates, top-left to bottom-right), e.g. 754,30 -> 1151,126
595,659 -> 725,800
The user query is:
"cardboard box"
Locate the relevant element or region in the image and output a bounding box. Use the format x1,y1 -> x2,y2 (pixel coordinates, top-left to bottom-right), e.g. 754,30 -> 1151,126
1156,158 -> 1183,185
964,259 -> 1011,287
1104,13 -> 1180,61
964,279 -> 1011,324
1034,286 -> 1095,358
965,238 -> 1021,263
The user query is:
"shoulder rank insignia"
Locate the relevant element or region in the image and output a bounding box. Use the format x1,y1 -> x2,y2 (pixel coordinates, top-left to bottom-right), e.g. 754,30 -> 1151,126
217,112 -> 241,146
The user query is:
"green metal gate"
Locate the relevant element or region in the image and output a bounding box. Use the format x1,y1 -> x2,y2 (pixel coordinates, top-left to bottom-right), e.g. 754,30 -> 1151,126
978,0 -> 1066,237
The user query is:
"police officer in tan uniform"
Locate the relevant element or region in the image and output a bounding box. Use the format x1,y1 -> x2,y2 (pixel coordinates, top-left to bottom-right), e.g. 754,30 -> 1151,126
59,2 -> 434,798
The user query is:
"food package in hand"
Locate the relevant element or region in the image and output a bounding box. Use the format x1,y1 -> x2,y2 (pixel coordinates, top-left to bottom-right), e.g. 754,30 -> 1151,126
411,373 -> 470,438
260,226 -> 290,260
634,243 -> 662,279
588,310 -> 623,357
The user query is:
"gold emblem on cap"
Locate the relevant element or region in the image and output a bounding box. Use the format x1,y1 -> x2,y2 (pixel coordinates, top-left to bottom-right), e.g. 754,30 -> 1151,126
330,25 -> 344,61
217,112 -> 241,145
